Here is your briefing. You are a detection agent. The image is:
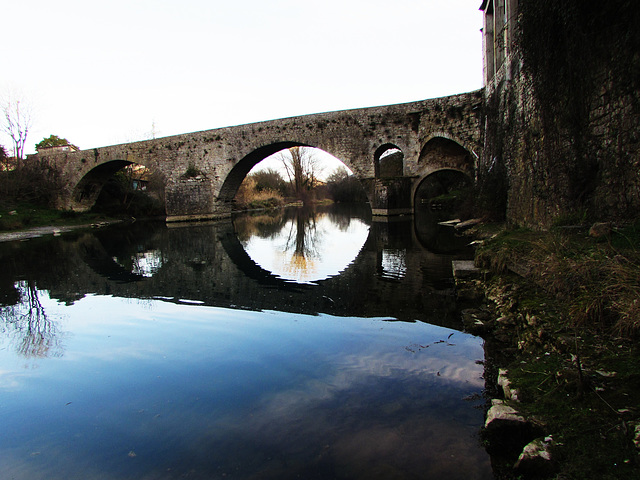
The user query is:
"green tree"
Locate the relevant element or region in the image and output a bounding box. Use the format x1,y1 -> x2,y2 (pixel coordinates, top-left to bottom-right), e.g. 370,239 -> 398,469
326,166 -> 367,203
251,168 -> 287,195
35,135 -> 77,151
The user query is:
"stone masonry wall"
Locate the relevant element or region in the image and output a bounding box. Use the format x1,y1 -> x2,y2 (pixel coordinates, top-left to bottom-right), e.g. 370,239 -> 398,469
479,3 -> 640,229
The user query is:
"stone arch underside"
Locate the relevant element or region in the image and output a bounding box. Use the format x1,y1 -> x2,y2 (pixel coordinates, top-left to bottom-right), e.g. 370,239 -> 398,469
412,136 -> 475,218
417,136 -> 475,178
415,168 -> 473,202
72,160 -> 135,211
70,157 -> 165,212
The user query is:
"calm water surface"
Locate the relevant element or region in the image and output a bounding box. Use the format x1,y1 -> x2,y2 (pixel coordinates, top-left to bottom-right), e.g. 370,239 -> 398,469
0,205 -> 492,479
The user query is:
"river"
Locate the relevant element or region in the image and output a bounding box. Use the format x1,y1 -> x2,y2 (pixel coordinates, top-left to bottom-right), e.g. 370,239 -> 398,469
0,204 -> 493,479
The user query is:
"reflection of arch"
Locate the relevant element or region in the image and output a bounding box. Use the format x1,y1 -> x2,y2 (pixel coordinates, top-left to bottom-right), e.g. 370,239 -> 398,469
413,168 -> 474,254
220,226 -> 310,291
78,233 -> 145,283
374,143 -> 404,178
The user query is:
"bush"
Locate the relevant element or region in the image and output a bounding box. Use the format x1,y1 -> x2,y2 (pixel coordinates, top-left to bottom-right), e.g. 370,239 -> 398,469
325,170 -> 367,203
234,177 -> 284,210
0,158 -> 63,208
91,171 -> 165,217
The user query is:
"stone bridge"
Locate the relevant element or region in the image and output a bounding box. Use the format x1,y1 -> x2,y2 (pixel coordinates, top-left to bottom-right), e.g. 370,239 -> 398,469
34,91 -> 483,222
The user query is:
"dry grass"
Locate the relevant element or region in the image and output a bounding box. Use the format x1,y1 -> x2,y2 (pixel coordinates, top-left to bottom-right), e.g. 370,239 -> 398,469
234,177 -> 284,210
477,223 -> 640,336
475,222 -> 640,479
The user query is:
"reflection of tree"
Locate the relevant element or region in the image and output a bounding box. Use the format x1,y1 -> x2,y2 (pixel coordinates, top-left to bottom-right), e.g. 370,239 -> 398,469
234,211 -> 288,243
327,211 -> 352,231
111,249 -> 165,278
282,209 -> 324,279
0,281 -> 63,358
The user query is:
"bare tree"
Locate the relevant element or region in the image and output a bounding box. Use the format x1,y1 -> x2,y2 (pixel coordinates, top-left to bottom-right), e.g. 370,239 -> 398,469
0,280 -> 63,358
1,93 -> 32,160
277,146 -> 324,200
146,120 -> 160,140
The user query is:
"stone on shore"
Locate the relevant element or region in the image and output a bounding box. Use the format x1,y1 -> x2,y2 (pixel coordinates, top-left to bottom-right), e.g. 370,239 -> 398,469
483,399 -> 545,457
452,260 -> 483,280
497,368 -> 520,401
514,436 -> 557,476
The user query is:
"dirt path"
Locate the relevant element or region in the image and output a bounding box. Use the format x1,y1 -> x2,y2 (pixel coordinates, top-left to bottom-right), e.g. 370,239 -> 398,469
0,223 -> 107,242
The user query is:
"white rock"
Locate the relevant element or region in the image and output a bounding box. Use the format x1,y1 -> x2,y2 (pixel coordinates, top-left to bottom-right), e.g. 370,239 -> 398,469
514,436 -> 556,475
485,399 -> 526,428
497,369 -> 520,402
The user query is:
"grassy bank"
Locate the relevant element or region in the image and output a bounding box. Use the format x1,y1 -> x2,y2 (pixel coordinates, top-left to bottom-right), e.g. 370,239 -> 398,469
470,222 -> 640,479
0,203 -> 117,231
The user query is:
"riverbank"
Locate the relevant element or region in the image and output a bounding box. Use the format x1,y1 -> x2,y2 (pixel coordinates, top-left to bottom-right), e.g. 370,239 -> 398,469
0,223 -> 113,242
0,203 -> 122,235
460,222 -> 640,479
0,205 -> 133,242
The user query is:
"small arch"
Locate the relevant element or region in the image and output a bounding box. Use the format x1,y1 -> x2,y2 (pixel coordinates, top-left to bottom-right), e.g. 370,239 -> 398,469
72,160 -> 164,215
73,160 -> 133,211
374,144 -> 404,178
418,137 -> 474,176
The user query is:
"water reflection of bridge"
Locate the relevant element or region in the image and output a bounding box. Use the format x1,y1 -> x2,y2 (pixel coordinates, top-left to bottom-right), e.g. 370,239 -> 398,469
0,210 -> 473,343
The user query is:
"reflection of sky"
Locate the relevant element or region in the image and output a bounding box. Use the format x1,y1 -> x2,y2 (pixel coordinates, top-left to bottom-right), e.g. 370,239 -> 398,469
0,294 -> 491,479
381,248 -> 407,279
243,216 -> 370,284
131,250 -> 163,277
112,249 -> 163,278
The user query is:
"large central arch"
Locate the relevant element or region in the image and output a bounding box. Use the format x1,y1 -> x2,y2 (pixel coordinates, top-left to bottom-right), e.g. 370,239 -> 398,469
217,142 -> 309,203
217,141 -> 378,208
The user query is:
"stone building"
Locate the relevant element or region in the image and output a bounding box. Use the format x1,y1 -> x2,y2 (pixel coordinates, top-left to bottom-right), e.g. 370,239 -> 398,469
480,0 -> 519,89
37,144 -> 79,154
478,0 -> 640,228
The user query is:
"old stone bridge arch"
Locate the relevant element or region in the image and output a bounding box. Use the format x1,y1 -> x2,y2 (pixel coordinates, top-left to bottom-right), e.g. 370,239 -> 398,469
34,91 -> 483,221
413,135 -> 477,207
217,141 -> 356,205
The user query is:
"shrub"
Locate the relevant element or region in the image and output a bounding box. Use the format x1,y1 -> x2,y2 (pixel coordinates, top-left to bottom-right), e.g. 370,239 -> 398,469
0,158 -> 63,207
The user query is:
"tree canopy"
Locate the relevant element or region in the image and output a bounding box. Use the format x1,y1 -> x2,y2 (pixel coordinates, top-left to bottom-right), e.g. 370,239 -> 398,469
251,168 -> 286,194
35,135 -> 77,151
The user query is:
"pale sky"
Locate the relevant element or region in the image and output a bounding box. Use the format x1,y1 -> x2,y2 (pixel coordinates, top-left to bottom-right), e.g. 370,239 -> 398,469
3,1 -> 483,156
